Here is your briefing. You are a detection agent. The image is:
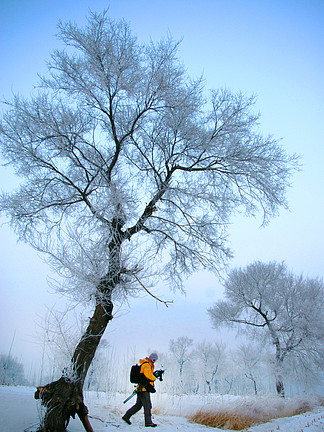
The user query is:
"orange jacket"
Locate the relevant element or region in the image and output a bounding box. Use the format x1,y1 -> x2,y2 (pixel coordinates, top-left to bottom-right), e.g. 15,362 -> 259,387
137,357 -> 156,392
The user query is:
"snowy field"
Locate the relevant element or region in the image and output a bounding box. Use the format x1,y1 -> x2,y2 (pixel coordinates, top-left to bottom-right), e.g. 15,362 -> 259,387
1,385 -> 324,432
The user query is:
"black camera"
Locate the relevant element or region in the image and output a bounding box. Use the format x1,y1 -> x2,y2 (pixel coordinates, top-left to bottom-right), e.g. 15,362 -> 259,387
153,369 -> 165,381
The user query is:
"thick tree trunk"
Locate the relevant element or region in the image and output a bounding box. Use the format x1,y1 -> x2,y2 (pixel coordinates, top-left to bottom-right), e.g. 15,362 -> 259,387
35,299 -> 113,432
275,355 -> 285,397
71,299 -> 113,384
276,376 -> 285,398
270,328 -> 285,397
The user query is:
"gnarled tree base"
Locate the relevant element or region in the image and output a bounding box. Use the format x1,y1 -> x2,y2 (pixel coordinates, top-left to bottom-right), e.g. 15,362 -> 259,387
35,377 -> 93,432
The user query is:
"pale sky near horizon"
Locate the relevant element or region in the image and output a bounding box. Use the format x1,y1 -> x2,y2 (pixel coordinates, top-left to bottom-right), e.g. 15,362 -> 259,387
0,0 -> 323,376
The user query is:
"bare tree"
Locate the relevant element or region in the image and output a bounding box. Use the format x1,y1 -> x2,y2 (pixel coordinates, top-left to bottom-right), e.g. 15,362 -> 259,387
193,340 -> 226,393
233,343 -> 264,395
169,336 -> 193,378
0,10 -> 299,431
208,261 -> 324,396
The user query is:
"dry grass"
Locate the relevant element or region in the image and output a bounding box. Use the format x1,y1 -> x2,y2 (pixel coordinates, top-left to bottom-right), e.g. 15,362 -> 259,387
189,410 -> 257,430
188,395 -> 324,430
152,407 -> 162,415
317,396 -> 324,407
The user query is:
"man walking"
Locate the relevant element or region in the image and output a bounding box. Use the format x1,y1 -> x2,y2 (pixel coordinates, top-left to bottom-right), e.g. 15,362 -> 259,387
122,353 -> 158,427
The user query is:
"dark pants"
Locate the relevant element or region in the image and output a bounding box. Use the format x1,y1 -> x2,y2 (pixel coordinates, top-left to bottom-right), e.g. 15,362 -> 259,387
124,391 -> 152,425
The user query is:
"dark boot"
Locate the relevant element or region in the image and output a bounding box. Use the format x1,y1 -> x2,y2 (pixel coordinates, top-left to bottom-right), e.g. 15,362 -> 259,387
122,415 -> 131,425
145,423 -> 157,427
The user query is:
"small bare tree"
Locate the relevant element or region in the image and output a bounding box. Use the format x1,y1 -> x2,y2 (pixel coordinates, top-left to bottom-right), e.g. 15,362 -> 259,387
0,10 -> 299,431
208,261 -> 324,396
169,336 -> 194,378
36,306 -> 85,383
193,340 -> 226,393
233,343 -> 264,395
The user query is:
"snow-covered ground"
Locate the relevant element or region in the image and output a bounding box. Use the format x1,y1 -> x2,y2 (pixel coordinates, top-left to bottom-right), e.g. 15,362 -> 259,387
1,385 -> 323,432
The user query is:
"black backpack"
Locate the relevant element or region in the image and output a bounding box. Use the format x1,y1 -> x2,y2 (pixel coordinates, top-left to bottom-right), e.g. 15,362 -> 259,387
130,362 -> 149,384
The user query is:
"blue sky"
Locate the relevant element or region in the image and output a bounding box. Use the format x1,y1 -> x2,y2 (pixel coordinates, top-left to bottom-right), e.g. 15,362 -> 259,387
0,0 -> 323,371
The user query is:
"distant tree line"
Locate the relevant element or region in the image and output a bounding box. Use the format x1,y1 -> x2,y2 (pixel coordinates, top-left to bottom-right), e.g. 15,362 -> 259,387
36,330 -> 321,397
0,354 -> 27,385
80,334 -> 323,397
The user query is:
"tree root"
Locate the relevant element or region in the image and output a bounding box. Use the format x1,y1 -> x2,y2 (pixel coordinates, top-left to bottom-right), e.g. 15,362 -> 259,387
35,377 -> 93,432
